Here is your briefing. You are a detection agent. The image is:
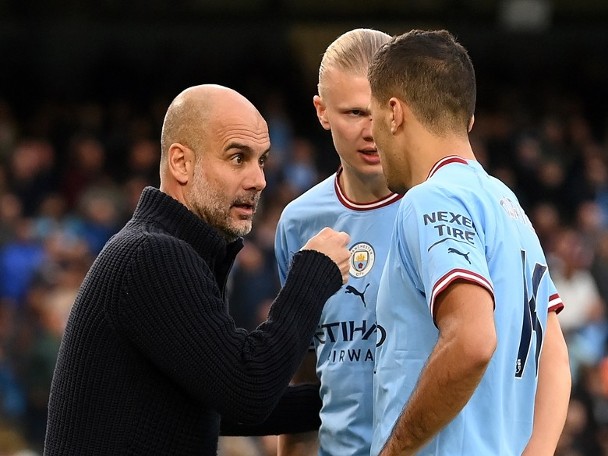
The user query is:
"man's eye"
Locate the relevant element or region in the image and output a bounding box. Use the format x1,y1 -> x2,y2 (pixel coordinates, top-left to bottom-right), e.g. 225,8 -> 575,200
349,109 -> 370,118
259,155 -> 268,167
232,154 -> 244,164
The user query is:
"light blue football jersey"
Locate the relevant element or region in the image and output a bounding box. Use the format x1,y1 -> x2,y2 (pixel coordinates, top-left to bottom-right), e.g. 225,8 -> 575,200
372,156 -> 563,456
275,169 -> 402,456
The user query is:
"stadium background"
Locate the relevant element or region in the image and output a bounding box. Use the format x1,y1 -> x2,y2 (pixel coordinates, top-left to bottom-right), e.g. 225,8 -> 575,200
1,1 -> 608,454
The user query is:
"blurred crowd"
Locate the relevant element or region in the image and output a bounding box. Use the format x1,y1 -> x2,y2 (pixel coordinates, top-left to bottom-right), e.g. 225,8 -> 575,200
0,82 -> 607,455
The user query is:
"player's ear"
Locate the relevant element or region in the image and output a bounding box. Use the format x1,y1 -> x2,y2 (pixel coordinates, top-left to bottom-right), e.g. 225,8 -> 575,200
389,97 -> 404,134
167,143 -> 194,185
313,95 -> 331,131
468,115 -> 475,132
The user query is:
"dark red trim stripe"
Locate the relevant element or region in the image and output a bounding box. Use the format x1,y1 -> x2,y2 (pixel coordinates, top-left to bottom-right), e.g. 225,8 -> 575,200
333,167 -> 403,211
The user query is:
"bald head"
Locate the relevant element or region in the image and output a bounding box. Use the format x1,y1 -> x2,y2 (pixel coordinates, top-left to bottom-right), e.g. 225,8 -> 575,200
160,84 -> 263,169
157,84 -> 270,239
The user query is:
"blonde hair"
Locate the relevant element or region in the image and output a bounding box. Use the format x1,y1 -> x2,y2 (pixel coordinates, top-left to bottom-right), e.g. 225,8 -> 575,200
318,28 -> 391,97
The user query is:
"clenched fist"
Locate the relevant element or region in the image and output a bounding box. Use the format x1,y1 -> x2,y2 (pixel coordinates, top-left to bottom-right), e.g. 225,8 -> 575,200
301,227 -> 351,284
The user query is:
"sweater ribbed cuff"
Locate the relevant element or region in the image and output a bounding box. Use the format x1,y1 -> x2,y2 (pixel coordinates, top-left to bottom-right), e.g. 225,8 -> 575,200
219,383 -> 321,436
271,250 -> 342,326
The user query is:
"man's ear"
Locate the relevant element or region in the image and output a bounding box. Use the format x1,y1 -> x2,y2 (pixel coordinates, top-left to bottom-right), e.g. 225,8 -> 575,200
167,143 -> 193,185
313,95 -> 331,131
468,114 -> 475,132
389,97 -> 405,134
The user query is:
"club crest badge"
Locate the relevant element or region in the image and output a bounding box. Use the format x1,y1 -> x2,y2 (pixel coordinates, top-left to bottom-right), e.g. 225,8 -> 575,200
349,242 -> 375,278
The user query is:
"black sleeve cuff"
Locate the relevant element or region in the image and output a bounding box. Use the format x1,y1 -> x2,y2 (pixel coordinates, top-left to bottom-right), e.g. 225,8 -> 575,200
219,383 -> 321,436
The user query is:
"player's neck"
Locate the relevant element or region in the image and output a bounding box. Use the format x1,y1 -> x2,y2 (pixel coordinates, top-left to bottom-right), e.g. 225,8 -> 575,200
402,121 -> 474,187
338,168 -> 393,203
414,137 -> 475,186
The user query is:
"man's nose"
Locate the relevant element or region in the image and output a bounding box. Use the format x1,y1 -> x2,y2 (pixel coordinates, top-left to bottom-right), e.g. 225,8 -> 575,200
362,116 -> 374,141
245,163 -> 266,191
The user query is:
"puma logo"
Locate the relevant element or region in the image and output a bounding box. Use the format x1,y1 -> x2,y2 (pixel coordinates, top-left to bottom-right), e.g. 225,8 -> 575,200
448,247 -> 471,264
345,284 -> 370,307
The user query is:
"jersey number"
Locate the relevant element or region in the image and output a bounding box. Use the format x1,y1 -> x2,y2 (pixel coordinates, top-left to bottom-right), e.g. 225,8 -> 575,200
515,250 -> 547,378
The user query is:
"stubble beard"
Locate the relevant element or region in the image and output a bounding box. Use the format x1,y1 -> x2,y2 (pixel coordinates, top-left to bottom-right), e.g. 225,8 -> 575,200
188,183 -> 255,241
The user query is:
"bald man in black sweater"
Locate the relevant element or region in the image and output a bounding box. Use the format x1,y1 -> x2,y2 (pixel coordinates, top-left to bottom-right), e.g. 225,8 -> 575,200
44,84 -> 350,455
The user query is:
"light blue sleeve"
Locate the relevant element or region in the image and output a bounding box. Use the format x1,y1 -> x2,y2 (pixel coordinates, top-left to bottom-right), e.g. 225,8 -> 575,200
274,215 -> 291,287
401,184 -> 494,315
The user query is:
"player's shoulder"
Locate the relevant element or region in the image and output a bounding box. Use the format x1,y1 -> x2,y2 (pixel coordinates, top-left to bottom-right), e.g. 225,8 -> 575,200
402,170 -> 481,219
417,160 -> 485,197
403,178 -> 460,207
428,159 -> 519,208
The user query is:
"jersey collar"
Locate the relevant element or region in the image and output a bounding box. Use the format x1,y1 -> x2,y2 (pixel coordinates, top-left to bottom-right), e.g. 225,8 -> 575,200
334,167 -> 403,211
427,155 -> 469,180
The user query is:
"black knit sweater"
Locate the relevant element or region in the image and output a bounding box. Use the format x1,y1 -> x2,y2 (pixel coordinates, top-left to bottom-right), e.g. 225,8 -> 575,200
44,187 -> 342,455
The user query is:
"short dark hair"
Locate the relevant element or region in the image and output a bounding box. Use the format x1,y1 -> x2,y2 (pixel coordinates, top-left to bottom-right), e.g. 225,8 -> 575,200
368,29 -> 476,136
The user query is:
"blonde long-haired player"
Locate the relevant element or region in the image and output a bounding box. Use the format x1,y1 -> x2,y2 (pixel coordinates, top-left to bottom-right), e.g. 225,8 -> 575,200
274,28 -> 401,456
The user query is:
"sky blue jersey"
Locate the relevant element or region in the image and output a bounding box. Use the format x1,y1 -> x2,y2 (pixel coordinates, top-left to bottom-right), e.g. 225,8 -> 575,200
275,169 -> 402,456
372,156 -> 563,456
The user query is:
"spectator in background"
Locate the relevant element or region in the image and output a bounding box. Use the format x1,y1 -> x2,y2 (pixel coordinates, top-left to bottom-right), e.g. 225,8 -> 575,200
29,193 -> 89,252
0,219 -> 45,308
261,91 -> 295,195
591,230 -> 608,318
0,300 -> 26,427
0,100 -> 18,161
7,139 -> 56,217
121,137 -> 160,187
59,134 -> 108,210
282,137 -> 318,196
0,192 -> 23,248
0,162 -> 9,194
511,134 -> 544,209
73,186 -> 124,255
539,115 -> 573,167
576,201 -> 604,245
120,175 -> 151,221
0,423 -> 38,456
550,227 -> 607,382
583,148 -> 608,227
555,393 -> 602,455
528,201 -> 562,252
227,241 -> 279,331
